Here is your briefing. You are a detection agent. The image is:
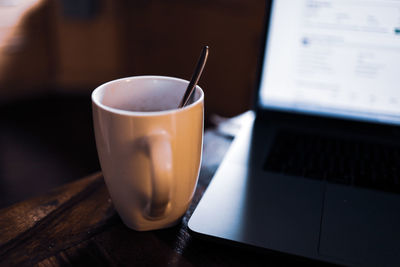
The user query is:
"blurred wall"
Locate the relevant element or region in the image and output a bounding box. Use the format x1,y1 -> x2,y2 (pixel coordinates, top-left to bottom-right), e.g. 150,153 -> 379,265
50,0 -> 123,89
0,0 -> 266,117
0,0 -> 53,100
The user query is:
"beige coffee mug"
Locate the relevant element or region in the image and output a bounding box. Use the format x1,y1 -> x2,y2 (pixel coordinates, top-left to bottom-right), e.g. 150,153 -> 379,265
92,76 -> 204,231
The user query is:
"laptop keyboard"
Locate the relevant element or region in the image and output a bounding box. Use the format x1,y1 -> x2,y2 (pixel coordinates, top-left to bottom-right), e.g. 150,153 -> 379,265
264,130 -> 400,194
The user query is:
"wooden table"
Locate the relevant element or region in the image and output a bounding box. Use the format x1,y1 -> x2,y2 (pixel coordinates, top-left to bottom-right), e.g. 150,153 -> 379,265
0,112 -> 320,266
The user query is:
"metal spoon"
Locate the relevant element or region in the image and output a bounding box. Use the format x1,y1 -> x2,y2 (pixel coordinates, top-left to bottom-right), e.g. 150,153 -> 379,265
178,45 -> 209,108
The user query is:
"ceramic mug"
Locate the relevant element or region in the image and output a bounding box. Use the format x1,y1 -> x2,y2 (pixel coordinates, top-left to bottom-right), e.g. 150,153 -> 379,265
91,76 -> 204,231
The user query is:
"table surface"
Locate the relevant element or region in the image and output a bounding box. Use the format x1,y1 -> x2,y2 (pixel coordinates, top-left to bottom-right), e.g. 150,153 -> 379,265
0,112 -> 322,266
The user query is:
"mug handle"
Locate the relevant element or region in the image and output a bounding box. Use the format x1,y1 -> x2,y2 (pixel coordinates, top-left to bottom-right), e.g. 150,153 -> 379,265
145,130 -> 173,219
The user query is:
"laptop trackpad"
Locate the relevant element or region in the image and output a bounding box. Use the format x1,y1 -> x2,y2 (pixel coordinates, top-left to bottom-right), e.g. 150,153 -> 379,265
319,184 -> 400,266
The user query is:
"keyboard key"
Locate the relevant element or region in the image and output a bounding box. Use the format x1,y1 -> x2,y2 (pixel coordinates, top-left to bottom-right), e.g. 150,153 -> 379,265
263,130 -> 400,194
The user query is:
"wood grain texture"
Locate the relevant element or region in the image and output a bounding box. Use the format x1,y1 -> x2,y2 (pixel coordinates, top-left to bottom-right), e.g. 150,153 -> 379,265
0,116 -> 317,266
0,172 -> 102,247
0,172 -> 116,266
0,127 -> 235,266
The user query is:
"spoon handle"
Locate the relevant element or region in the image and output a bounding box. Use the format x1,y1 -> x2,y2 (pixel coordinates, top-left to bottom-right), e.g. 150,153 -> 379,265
179,46 -> 209,108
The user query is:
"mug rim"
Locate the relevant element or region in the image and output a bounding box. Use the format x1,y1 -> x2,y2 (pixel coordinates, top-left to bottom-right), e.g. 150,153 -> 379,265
91,75 -> 204,117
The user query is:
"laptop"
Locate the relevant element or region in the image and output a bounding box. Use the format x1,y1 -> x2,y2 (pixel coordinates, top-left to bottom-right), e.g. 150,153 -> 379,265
188,0 -> 400,266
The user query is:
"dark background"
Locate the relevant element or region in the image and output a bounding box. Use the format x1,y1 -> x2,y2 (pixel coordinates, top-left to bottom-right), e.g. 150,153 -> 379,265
0,0 -> 266,208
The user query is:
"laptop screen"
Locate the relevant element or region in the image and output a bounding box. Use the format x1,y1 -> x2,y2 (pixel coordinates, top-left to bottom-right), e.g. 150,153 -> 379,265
258,0 -> 400,125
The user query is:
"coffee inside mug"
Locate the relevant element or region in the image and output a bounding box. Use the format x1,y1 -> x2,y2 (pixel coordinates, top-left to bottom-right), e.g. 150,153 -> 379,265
94,76 -> 202,112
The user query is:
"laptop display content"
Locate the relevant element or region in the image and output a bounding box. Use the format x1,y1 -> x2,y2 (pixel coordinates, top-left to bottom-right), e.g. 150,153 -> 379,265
189,0 -> 400,266
259,0 -> 400,125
